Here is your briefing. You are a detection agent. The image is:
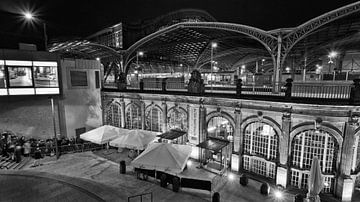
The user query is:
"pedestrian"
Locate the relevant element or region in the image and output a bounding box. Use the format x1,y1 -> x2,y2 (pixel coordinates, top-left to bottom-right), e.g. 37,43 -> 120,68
32,147 -> 42,167
23,141 -> 31,157
15,144 -> 22,163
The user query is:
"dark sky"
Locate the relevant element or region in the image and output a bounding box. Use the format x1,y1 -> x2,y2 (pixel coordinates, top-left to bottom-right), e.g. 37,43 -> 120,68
0,0 -> 358,47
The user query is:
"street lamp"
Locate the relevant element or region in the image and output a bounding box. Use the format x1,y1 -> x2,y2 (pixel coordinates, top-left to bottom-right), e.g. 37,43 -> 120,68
136,51 -> 144,80
328,51 -> 338,73
22,11 -> 48,51
210,42 -> 217,92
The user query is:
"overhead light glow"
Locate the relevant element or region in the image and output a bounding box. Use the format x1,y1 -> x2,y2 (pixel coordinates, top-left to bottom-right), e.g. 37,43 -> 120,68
328,51 -> 338,58
23,12 -> 34,20
96,57 -> 100,61
211,42 -> 217,48
138,51 -> 144,56
274,190 -> 283,199
228,173 -> 235,181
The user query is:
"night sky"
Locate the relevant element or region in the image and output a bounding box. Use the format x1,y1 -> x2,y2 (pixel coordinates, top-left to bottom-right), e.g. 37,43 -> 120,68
0,0 -> 358,48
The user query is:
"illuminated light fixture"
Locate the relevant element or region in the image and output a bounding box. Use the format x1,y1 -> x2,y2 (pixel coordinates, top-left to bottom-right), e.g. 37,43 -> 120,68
274,190 -> 283,199
134,70 -> 138,74
262,59 -> 265,62
285,67 -> 291,72
228,173 -> 235,181
23,12 -> 34,20
180,64 -> 183,67
96,57 -> 100,61
186,160 -> 192,167
33,61 -> 57,66
211,42 -> 217,48
138,51 -> 144,56
5,60 -> 32,66
328,51 -> 338,58
241,65 -> 246,69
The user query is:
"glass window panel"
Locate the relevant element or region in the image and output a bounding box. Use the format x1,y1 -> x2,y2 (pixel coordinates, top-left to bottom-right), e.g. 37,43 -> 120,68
34,66 -> 59,87
8,66 -> 33,87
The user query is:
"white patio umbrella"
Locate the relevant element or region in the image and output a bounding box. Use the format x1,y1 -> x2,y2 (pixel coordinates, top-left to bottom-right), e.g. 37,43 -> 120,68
109,129 -> 156,150
307,156 -> 324,202
79,125 -> 120,145
131,142 -> 192,174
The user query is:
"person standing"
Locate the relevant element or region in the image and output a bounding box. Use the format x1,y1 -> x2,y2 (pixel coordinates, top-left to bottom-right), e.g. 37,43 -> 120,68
23,141 -> 31,157
32,147 -> 42,167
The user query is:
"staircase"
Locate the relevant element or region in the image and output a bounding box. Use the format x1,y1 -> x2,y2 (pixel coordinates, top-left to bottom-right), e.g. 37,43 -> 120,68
0,156 -> 31,170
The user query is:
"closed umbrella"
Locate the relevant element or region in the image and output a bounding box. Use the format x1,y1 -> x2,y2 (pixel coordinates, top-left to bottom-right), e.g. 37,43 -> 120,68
307,156 -> 324,202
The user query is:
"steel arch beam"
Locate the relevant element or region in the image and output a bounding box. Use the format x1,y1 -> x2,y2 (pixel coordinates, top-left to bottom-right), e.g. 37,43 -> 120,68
281,2 -> 360,66
124,22 -> 278,74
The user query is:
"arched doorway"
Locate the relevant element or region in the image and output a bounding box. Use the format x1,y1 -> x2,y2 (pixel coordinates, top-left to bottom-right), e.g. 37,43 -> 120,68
105,103 -> 121,127
145,105 -> 162,132
167,107 -> 188,131
290,129 -> 338,193
126,103 -> 142,129
206,115 -> 234,170
242,122 -> 278,179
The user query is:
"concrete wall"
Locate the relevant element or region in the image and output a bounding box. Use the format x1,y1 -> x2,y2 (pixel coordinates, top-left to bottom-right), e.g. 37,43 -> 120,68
60,59 -> 102,138
0,96 -> 61,139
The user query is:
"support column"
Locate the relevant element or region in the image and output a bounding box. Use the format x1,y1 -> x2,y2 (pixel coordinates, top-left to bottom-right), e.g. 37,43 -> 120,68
141,101 -> 145,130
233,107 -> 242,172
336,121 -> 357,201
276,111 -> 291,187
198,101 -> 207,164
120,98 -> 126,128
161,100 -> 167,133
273,34 -> 282,93
255,61 -> 259,73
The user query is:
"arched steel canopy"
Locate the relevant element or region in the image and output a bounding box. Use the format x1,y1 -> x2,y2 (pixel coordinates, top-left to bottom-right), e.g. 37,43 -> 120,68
124,22 -> 277,74
49,40 -> 122,61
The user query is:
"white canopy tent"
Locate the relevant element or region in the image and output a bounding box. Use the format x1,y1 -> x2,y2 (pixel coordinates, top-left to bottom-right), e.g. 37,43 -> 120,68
109,129 -> 157,150
79,125 -> 121,145
131,143 -> 192,174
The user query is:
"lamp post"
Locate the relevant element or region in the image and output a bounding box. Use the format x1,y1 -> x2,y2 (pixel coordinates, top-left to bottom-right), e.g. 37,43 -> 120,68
210,42 -> 217,92
50,97 -> 59,159
23,12 -> 48,51
136,51 -> 144,80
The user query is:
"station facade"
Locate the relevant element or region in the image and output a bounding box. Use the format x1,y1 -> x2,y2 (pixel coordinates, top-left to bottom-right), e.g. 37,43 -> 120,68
102,91 -> 360,200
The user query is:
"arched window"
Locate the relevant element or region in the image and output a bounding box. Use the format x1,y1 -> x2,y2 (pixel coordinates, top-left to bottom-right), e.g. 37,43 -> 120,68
168,107 -> 187,131
126,104 -> 142,129
207,116 -> 234,152
146,106 -> 162,132
243,122 -> 278,179
106,103 -> 121,127
290,130 -> 338,193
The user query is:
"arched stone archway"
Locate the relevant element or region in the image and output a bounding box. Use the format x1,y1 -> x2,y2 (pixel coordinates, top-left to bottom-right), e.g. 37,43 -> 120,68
145,104 -> 163,132
240,116 -> 281,179
105,101 -> 122,128
125,103 -> 142,129
167,106 -> 188,131
289,123 -> 343,193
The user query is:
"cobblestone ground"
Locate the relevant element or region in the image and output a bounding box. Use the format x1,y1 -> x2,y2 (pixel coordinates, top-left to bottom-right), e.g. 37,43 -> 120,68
18,150 -> 359,202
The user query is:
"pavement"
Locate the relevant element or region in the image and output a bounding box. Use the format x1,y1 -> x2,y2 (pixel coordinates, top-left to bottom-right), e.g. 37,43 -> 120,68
0,149 -> 358,201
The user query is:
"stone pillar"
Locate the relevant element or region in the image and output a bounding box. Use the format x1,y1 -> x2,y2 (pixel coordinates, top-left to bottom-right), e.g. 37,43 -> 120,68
336,121 -> 357,201
161,100 -> 167,133
276,112 -> 291,187
141,101 -> 145,130
234,107 -> 242,172
198,102 -> 207,164
120,98 -> 126,128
